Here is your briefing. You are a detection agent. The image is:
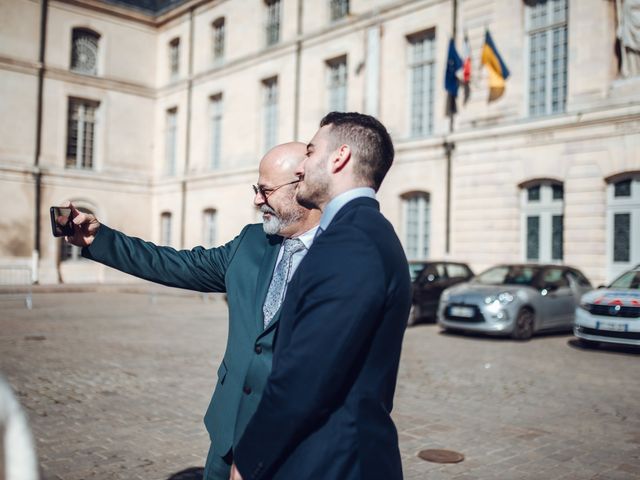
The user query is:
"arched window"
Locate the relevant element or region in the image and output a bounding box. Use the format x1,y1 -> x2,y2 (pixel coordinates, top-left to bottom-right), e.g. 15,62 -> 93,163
606,172 -> 640,280
402,192 -> 430,260
60,206 -> 94,262
160,212 -> 172,246
520,179 -> 564,263
70,28 -> 100,75
203,209 -> 217,248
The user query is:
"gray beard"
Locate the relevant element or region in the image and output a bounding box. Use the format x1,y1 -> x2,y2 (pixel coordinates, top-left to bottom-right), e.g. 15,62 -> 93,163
260,205 -> 303,235
262,212 -> 282,235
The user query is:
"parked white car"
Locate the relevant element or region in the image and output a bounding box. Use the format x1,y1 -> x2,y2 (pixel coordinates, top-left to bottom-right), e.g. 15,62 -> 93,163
574,266 -> 640,347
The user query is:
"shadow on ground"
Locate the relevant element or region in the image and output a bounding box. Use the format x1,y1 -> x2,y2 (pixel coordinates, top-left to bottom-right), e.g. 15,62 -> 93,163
567,338 -> 640,356
167,467 -> 204,479
438,326 -> 574,343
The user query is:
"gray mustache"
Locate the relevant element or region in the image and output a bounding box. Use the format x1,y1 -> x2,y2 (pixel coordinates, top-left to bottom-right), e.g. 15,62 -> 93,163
260,205 -> 276,215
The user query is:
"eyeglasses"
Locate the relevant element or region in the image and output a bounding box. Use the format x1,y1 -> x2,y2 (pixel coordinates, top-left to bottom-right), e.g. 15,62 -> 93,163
252,179 -> 301,199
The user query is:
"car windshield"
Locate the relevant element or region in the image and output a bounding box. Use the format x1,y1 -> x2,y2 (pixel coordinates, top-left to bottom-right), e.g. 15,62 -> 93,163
475,266 -> 539,286
409,263 -> 426,282
609,271 -> 640,289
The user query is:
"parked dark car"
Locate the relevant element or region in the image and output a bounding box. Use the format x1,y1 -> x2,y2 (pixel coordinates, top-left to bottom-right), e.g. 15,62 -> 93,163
409,261 -> 474,325
408,261 -> 429,282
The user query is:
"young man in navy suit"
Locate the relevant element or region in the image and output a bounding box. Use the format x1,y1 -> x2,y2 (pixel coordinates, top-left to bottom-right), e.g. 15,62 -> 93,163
232,113 -> 411,480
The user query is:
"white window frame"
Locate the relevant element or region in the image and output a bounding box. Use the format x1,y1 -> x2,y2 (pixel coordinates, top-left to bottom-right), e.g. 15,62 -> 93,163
403,192 -> 430,261
209,94 -> 223,169
169,37 -> 180,80
66,98 -> 99,170
329,0 -> 349,22
525,0 -> 568,117
263,77 -> 278,151
203,209 -> 217,248
326,56 -> 348,112
160,212 -> 172,246
606,175 -> 640,281
265,0 -> 281,46
165,108 -> 178,176
407,30 -> 435,138
212,18 -> 225,64
520,182 -> 564,263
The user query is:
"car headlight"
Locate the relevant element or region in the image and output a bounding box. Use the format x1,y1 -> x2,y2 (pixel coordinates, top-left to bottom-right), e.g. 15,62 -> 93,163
484,292 -> 515,305
498,292 -> 514,304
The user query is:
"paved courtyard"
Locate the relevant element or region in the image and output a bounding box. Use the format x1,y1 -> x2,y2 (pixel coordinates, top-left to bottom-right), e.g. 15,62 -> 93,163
1,289 -> 639,480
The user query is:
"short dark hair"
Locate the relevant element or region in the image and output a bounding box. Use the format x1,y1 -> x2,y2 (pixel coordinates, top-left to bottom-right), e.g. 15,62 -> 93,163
319,111 -> 394,191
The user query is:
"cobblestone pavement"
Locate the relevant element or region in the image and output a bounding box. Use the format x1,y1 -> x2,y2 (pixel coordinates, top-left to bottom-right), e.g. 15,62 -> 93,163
1,290 -> 639,480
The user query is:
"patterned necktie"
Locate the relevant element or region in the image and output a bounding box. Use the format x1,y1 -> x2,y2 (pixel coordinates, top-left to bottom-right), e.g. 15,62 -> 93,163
262,238 -> 305,328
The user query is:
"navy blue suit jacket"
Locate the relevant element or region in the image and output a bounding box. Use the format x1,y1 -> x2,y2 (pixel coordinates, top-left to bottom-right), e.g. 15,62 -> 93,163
234,197 -> 411,480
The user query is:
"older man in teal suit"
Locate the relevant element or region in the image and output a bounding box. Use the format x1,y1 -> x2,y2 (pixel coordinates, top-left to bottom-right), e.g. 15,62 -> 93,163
64,142 -> 320,480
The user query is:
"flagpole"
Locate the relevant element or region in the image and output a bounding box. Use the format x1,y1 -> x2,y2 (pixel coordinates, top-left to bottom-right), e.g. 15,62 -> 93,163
445,0 -> 457,255
449,0 -> 457,134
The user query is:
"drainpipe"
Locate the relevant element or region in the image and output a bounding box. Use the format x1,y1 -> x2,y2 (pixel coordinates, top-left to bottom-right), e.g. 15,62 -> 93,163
180,6 -> 195,249
293,0 -> 303,139
33,0 -> 49,284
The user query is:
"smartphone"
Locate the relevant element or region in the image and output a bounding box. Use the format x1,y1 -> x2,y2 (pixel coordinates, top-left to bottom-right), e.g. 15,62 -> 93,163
50,206 -> 75,237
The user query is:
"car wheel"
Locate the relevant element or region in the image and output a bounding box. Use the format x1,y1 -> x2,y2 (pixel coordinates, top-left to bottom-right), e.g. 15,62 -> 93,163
511,308 -> 534,341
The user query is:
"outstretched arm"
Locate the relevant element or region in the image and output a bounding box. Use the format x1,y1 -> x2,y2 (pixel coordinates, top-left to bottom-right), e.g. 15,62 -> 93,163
74,203 -> 247,293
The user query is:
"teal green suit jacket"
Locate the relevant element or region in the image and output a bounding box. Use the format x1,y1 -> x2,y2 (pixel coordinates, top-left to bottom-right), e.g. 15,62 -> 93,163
82,223 -> 283,455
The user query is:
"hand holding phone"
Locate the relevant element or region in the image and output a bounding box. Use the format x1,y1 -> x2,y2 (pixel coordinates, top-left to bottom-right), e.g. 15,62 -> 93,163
50,203 -> 101,246
50,206 -> 75,237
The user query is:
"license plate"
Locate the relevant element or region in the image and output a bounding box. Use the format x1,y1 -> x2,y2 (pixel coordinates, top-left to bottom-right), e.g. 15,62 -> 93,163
596,321 -> 628,332
450,306 -> 474,318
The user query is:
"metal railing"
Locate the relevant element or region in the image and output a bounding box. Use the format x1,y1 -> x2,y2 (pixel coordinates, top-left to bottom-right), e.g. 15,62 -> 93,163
0,265 -> 34,309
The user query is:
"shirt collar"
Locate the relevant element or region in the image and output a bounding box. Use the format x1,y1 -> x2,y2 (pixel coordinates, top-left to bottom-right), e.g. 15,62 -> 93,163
319,187 -> 376,231
291,225 -> 319,250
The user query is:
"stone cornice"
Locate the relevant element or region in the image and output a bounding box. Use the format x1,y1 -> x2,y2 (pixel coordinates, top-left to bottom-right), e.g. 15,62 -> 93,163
395,104 -> 640,157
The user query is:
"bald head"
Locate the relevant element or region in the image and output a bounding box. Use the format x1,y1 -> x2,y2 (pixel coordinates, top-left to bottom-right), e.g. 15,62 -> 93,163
260,142 -> 306,177
254,142 -> 320,238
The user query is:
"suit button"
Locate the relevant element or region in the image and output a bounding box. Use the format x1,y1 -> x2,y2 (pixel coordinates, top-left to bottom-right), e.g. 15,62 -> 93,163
243,386 -> 251,395
254,345 -> 262,354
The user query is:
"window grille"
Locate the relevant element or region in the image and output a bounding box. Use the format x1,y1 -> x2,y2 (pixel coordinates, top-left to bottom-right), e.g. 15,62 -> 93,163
408,31 -> 435,137
66,98 -> 98,169
71,28 -> 99,75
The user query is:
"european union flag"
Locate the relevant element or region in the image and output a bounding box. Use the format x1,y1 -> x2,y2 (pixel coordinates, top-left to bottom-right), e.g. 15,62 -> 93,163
444,38 -> 463,115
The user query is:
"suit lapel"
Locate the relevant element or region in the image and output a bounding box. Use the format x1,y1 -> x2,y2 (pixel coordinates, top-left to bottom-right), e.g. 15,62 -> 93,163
254,234 -> 282,332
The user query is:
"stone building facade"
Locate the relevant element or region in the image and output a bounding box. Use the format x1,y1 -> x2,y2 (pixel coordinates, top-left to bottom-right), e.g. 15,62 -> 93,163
1,0 -> 639,286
